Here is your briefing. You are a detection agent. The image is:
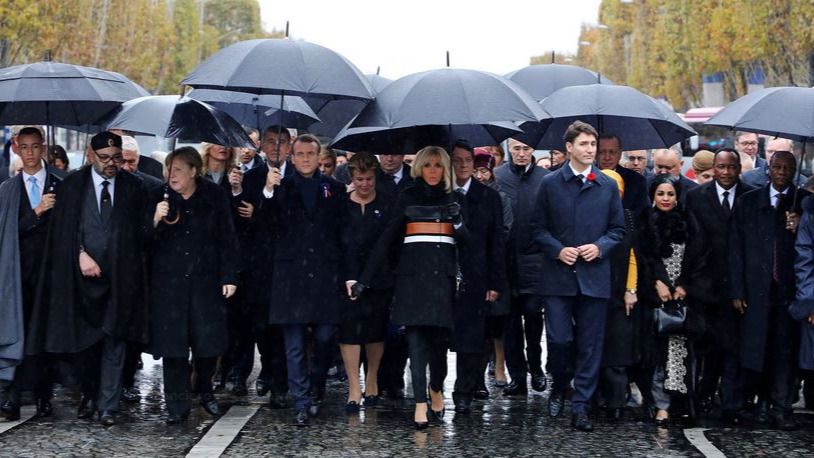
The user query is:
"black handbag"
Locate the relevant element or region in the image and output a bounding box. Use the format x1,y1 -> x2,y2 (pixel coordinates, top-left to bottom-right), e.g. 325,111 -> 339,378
654,300 -> 688,335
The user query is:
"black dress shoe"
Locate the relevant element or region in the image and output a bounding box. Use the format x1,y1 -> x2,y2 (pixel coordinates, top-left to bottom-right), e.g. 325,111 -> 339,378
607,407 -> 623,422
548,393 -> 565,418
35,399 -> 53,418
720,410 -> 744,426
755,402 -> 770,424
655,416 -> 669,429
268,393 -> 288,409
165,412 -> 189,425
571,413 -> 594,431
531,373 -> 548,392
99,411 -> 116,427
503,381 -> 528,396
345,401 -> 360,413
121,387 -> 140,403
770,411 -> 798,431
200,393 -> 221,416
2,402 -> 20,421
429,407 -> 445,423
77,397 -> 97,419
473,388 -> 490,400
294,409 -> 310,426
454,400 -> 471,414
255,378 -> 270,397
307,403 -> 321,418
231,380 -> 248,397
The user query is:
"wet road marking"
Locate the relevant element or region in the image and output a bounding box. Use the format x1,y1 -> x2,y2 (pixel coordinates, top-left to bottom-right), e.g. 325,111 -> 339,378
684,428 -> 726,458
186,405 -> 259,458
0,406 -> 36,435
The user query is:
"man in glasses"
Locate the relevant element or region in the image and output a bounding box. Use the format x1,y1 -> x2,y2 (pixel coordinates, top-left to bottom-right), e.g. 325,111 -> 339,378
741,137 -> 802,188
27,131 -> 149,427
735,131 -> 766,170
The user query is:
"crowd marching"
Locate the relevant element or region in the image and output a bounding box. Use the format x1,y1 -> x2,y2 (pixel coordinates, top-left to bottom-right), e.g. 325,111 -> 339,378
1,121 -> 813,435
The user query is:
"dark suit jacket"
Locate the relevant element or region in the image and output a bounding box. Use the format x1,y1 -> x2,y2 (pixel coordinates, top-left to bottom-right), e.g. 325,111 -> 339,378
685,180 -> 754,303
532,165 -> 625,299
375,163 -> 413,196
138,155 -> 164,180
729,184 -> 810,371
615,164 -> 649,214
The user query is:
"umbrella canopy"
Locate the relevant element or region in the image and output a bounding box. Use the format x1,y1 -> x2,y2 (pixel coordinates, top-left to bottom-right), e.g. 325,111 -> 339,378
0,61 -> 149,125
102,95 -> 253,147
505,63 -> 613,101
307,74 -> 392,139
181,38 -> 374,101
705,86 -> 814,141
525,84 -> 695,150
186,89 -> 320,130
331,68 -> 548,153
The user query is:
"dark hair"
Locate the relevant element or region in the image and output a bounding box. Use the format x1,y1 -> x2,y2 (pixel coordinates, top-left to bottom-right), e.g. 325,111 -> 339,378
347,152 -> 379,177
17,127 -> 44,141
770,150 -> 796,166
292,133 -> 322,154
452,139 -> 474,156
598,133 -> 622,150
648,173 -> 682,202
714,147 -> 740,166
165,146 -> 203,176
263,125 -> 291,141
645,174 -> 687,258
48,145 -> 69,167
563,120 -> 598,145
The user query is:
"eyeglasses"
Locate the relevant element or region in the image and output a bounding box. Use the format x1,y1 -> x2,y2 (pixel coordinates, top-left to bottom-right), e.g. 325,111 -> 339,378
737,141 -> 758,147
628,156 -> 646,162
96,152 -> 124,164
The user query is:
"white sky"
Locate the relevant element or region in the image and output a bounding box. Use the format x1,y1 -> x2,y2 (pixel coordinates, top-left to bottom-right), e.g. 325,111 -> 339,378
259,0 -> 602,79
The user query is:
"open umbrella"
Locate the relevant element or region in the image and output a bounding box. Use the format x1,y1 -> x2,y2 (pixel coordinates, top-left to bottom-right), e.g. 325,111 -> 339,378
0,61 -> 148,125
331,68 -> 548,153
505,63 -> 613,101
706,86 -> 814,202
525,84 -> 695,150
186,89 -> 320,131
101,95 -> 253,147
308,74 -> 393,139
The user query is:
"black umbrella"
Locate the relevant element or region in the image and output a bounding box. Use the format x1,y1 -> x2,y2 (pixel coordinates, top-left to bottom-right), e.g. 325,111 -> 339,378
186,89 -> 320,131
706,86 -> 814,202
102,95 -> 253,147
0,61 -> 149,125
525,84 -> 695,150
307,74 -> 392,139
505,63 -> 614,101
331,68 -> 548,153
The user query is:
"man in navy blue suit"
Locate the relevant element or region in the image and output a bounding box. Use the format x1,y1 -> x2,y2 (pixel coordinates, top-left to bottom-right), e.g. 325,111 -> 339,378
532,121 -> 625,431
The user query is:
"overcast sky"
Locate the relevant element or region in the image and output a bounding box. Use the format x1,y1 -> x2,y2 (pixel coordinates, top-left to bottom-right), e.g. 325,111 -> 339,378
259,0 -> 602,79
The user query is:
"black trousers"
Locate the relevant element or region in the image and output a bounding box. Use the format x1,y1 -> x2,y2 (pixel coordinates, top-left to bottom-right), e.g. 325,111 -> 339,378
504,294 -> 544,384
122,344 -> 143,390
600,366 -> 628,409
255,323 -> 289,395
163,356 -> 217,415
76,335 -> 126,412
454,351 -> 483,403
379,328 -> 409,397
406,326 -> 448,404
697,300 -> 743,411
5,354 -> 52,404
224,297 -> 256,382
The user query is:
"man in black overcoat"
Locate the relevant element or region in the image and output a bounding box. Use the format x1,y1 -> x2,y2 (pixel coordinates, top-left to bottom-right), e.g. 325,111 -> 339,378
376,153 -> 413,196
26,132 -> 149,427
449,141 -> 506,413
685,148 -> 753,422
0,128 -> 60,420
493,137 -> 550,396
730,151 -> 807,430
260,133 -> 347,426
597,134 -> 649,214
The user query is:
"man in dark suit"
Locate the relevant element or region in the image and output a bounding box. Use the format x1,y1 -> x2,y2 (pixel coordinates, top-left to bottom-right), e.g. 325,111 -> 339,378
27,132 -> 149,427
0,127 -> 60,421
121,136 -> 163,192
598,134 -> 650,214
685,148 -> 754,422
730,151 -> 807,430
449,141 -> 506,413
649,146 -> 698,194
532,121 -> 625,431
261,133 -> 347,426
740,138 -> 803,188
375,153 -> 413,196
735,131 -> 766,170
493,137 -> 550,396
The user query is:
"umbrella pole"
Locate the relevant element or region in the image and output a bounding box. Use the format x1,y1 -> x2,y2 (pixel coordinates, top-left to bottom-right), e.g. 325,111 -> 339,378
793,138 -> 807,210
273,91 -> 284,167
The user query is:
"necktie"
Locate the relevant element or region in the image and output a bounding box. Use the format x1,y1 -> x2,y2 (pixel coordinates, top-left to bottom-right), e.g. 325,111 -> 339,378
242,164 -> 249,173
456,187 -> 466,196
772,193 -> 785,283
721,190 -> 731,217
28,176 -> 40,209
100,180 -> 112,223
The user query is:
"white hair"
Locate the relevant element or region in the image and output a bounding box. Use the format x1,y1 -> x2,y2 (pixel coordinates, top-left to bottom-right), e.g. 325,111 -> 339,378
121,135 -> 140,153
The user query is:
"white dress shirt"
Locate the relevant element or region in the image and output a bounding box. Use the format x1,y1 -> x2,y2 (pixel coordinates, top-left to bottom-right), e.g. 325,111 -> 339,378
770,185 -> 788,208
569,163 -> 592,183
91,168 -> 115,211
453,177 -> 473,195
715,182 -> 737,207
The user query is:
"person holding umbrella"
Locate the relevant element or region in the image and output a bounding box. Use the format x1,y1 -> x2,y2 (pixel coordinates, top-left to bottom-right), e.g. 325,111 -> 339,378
148,146 -> 239,424
348,146 -> 465,430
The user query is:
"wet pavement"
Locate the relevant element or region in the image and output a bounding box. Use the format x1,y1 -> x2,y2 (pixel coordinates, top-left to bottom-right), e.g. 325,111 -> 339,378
1,353 -> 812,457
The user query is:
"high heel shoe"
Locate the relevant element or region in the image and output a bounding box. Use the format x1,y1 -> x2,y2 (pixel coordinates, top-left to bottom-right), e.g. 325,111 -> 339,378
414,420 -> 429,430
429,407 -> 446,423
654,412 -> 669,429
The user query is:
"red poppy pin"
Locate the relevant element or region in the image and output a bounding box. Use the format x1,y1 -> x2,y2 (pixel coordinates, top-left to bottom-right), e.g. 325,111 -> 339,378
586,172 -> 597,182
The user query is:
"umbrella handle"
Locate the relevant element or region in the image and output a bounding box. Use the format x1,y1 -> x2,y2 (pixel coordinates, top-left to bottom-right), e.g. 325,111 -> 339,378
161,190 -> 180,225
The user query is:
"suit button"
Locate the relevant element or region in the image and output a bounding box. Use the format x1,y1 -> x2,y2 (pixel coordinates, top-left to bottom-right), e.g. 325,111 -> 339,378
184,251 -> 190,256
308,273 -> 314,279
184,274 -> 190,279
185,230 -> 190,235
433,270 -> 438,275
436,244 -> 440,248
308,248 -> 315,253
435,219 -> 440,222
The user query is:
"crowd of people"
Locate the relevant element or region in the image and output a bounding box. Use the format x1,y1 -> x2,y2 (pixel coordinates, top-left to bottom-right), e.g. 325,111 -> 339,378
1,122 -> 813,434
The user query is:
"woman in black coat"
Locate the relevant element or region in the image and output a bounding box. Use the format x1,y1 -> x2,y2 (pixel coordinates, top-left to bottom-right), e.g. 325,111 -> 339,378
339,153 -> 393,412
149,147 -> 239,424
637,174 -> 706,428
349,146 -> 465,429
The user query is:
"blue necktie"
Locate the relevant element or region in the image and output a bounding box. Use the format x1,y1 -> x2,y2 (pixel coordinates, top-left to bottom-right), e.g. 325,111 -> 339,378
28,176 -> 40,208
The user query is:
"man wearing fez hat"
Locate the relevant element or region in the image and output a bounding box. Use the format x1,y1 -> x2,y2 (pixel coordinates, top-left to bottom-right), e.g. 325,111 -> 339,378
26,131 -> 150,426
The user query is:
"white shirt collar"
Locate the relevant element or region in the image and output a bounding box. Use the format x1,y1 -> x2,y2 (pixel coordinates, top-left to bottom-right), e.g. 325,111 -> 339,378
392,165 -> 404,182
569,162 -> 591,181
715,181 -> 736,198
91,167 -> 115,187
22,163 -> 47,185
770,185 -> 788,199
453,177 -> 473,194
